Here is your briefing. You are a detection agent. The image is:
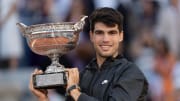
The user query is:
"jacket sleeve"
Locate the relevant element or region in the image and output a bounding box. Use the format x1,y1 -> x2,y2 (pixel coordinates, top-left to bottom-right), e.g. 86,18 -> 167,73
77,63 -> 148,101
106,63 -> 148,101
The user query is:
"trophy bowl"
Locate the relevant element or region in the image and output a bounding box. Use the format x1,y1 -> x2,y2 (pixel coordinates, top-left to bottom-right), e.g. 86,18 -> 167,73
17,16 -> 88,89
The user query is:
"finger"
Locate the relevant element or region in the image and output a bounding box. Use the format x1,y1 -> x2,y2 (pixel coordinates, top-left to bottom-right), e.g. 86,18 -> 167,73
33,68 -> 38,74
29,72 -> 34,91
29,69 -> 46,97
66,68 -> 79,79
30,85 -> 47,98
32,89 -> 46,98
71,68 -> 76,75
29,69 -> 38,90
72,68 -> 79,76
69,68 -> 77,76
65,68 -> 69,72
30,69 -> 43,90
40,89 -> 48,95
72,68 -> 79,82
34,69 -> 43,75
73,68 -> 79,72
38,70 -> 43,74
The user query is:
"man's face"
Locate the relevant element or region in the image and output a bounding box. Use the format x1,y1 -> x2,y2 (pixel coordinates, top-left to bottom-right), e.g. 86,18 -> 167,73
90,22 -> 123,58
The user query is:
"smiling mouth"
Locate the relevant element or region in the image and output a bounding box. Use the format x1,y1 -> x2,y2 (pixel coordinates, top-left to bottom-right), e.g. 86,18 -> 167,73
99,45 -> 112,51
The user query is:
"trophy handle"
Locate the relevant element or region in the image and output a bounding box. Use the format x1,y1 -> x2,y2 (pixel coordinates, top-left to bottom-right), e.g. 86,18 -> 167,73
80,16 -> 88,21
16,22 -> 28,36
73,16 -> 88,32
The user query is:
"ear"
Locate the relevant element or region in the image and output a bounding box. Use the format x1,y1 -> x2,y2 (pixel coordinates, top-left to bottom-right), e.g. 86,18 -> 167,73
89,31 -> 94,43
119,31 -> 124,42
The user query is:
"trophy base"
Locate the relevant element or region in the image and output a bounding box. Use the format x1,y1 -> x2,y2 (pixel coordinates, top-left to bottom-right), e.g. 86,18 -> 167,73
33,72 -> 67,89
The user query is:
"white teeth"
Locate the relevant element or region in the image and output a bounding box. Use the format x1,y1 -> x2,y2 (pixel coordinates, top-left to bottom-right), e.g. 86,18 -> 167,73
101,46 -> 109,48
100,45 -> 110,50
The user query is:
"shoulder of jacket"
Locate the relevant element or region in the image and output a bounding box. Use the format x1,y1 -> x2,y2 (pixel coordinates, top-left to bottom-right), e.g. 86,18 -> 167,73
115,58 -> 133,72
115,59 -> 145,78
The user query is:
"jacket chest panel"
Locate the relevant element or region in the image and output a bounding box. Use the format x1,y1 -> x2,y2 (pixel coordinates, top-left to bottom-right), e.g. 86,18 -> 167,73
92,70 -> 114,100
81,67 -> 116,100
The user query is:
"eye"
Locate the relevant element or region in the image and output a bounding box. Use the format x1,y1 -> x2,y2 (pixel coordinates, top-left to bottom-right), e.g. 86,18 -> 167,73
95,30 -> 104,35
109,31 -> 118,35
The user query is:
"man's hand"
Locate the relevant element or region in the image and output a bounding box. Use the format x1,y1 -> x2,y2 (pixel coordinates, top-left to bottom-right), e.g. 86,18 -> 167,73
66,68 -> 81,101
29,69 -> 49,101
66,68 -> 80,88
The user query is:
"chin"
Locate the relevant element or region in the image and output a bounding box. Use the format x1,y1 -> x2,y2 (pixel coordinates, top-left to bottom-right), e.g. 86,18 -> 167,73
99,52 -> 113,58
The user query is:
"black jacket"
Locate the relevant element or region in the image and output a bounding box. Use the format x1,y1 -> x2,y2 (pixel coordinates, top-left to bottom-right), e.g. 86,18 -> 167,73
67,56 -> 148,101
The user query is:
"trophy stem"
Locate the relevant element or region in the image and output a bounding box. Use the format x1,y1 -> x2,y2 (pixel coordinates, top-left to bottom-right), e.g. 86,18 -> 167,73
45,54 -> 65,73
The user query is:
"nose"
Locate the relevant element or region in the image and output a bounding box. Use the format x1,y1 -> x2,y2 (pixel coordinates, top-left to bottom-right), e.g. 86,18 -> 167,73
102,34 -> 110,43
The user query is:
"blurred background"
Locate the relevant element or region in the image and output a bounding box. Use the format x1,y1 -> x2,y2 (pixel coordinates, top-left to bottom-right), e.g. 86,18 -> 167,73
1,0 -> 180,101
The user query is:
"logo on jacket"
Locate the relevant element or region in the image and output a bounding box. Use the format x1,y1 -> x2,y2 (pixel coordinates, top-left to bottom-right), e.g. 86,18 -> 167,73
101,80 -> 108,85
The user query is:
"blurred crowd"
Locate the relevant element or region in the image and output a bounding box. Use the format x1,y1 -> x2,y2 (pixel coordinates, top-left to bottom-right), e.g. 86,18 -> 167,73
1,0 -> 180,101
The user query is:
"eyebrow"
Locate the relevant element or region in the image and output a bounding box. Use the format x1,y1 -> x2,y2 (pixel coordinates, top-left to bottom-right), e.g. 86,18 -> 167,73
108,30 -> 118,33
94,29 -> 118,33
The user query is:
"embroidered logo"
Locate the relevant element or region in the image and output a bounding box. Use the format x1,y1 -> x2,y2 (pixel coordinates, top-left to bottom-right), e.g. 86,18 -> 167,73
101,80 -> 108,85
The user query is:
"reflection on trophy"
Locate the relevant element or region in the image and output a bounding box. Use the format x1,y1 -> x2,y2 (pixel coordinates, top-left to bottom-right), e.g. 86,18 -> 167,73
17,16 -> 88,89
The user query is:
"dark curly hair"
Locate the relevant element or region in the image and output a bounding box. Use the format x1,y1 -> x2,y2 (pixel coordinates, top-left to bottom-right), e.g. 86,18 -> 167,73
89,7 -> 124,32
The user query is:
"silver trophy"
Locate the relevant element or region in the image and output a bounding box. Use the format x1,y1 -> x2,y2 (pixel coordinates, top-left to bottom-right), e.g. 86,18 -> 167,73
17,16 -> 88,89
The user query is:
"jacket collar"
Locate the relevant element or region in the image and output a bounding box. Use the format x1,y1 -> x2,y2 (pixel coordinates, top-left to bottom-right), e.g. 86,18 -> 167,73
85,54 -> 124,70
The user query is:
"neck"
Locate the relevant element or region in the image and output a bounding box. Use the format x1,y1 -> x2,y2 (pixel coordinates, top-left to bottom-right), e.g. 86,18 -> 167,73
97,56 -> 106,68
96,53 -> 118,68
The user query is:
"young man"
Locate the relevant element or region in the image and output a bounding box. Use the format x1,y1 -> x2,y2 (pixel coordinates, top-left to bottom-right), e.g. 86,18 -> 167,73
29,7 -> 148,101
